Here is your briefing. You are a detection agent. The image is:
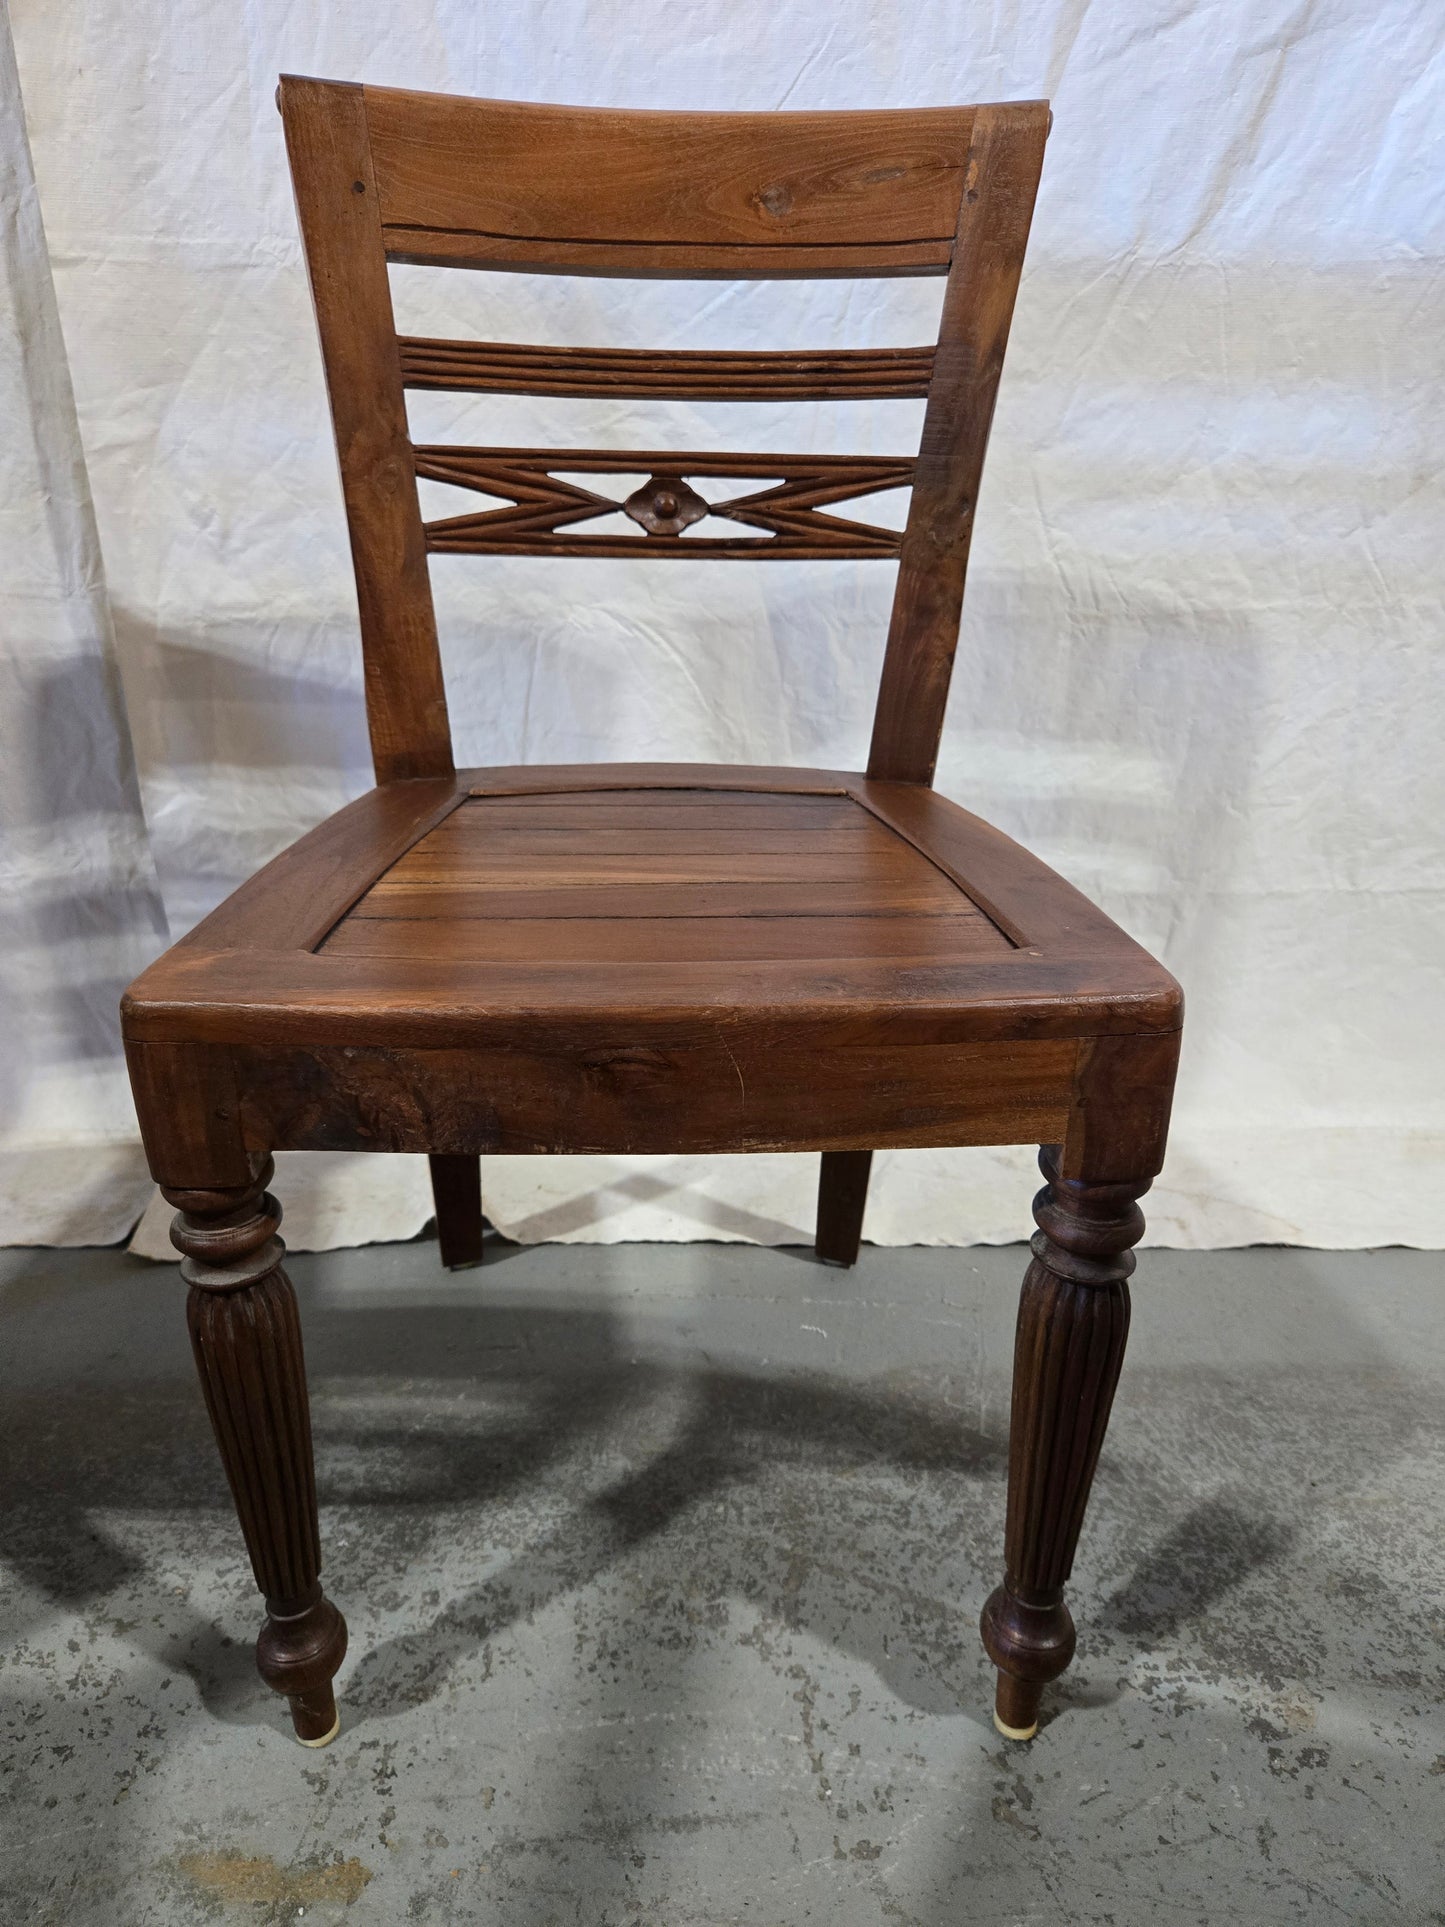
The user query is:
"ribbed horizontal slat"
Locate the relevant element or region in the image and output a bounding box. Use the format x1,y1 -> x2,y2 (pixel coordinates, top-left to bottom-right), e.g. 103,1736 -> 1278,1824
397,336 -> 936,399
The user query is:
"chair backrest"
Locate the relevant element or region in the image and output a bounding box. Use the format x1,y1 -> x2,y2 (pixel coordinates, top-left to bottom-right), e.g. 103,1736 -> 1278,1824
278,77 -> 1049,786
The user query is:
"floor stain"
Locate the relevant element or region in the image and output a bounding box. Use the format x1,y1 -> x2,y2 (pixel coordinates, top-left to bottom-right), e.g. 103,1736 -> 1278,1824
176,1851 -> 374,1906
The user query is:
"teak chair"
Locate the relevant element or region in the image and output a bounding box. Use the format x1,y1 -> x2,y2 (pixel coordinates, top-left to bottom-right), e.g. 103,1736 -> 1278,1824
121,77 -> 1182,1750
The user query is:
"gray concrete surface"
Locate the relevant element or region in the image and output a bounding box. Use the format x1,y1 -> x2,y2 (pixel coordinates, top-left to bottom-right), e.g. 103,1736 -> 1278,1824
1,1232 -> 1442,1924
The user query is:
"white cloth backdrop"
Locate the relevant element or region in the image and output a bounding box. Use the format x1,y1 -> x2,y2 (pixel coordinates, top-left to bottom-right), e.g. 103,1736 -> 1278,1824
0,6 -> 169,1242
4,0 -> 1442,1251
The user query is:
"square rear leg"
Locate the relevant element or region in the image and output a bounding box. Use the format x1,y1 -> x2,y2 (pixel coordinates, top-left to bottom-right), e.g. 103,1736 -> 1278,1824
429,1154 -> 484,1269
815,1150 -> 872,1267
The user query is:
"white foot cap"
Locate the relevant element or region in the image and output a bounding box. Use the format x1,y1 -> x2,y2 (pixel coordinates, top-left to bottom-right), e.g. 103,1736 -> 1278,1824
296,1712 -> 341,1749
993,1711 -> 1038,1741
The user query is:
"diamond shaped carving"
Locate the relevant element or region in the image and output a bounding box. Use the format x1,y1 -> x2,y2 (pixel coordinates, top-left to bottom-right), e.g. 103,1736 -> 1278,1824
413,447 -> 914,558
621,474 -> 710,537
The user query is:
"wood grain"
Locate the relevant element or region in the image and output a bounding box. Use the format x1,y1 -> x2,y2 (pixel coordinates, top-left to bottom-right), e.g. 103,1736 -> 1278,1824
980,1147 -> 1149,1738
121,766 -> 1183,1052
451,801 -> 861,831
398,337 -> 936,400
231,1036 -> 1077,1157
167,1161 -> 347,1745
321,913 -> 1000,966
362,84 -> 973,256
868,102 -> 1051,781
334,785 -> 998,930
278,77 -> 452,782
415,448 -> 913,558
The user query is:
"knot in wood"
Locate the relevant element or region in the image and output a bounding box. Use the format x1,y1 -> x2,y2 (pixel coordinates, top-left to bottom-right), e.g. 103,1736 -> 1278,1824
580,1044 -> 671,1085
621,473 -> 709,537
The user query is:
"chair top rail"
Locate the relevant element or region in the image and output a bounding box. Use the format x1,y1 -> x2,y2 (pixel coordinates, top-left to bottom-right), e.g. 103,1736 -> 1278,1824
357,81 -> 979,278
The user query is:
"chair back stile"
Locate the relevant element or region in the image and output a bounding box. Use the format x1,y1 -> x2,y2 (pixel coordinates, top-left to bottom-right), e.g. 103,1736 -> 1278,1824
278,77 -> 1049,787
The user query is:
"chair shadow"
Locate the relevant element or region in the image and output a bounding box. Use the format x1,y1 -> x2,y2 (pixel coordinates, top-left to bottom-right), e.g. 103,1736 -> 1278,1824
337,1355 -> 1002,1725
0,1241 -> 1424,1765
492,1159 -> 816,1254
1036,1498 -> 1297,1729
1098,1494 -> 1296,1642
0,1260 -> 1003,1736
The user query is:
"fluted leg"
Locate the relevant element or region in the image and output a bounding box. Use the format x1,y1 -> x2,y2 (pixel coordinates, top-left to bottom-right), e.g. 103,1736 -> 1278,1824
165,1159 -> 347,1745
815,1149 -> 872,1267
429,1153 -> 484,1269
980,1146 -> 1149,1740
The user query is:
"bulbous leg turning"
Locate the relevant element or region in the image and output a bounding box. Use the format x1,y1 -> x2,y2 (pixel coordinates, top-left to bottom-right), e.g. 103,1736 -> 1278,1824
981,1147 -> 1148,1739
166,1160 -> 347,1744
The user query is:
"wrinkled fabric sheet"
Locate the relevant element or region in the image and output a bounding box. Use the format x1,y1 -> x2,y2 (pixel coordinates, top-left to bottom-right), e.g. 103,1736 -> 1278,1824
7,0 -> 1444,1249
0,4 -> 167,1243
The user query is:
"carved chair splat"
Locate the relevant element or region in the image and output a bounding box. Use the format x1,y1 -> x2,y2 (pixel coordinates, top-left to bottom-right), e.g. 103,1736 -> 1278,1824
121,77 -> 1182,1751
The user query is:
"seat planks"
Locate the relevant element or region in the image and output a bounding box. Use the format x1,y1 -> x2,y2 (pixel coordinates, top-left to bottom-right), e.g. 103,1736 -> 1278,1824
322,788 -> 1012,962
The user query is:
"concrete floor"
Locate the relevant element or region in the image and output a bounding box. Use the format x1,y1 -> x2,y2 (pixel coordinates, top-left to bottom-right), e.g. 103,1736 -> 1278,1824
1,1233 -> 1442,1925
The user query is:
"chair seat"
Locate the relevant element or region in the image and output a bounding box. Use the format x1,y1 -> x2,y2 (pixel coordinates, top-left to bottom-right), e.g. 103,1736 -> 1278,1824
122,764 -> 1180,1159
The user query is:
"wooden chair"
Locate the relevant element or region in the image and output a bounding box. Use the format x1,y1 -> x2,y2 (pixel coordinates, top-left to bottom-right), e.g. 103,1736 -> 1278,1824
121,77 -> 1182,1750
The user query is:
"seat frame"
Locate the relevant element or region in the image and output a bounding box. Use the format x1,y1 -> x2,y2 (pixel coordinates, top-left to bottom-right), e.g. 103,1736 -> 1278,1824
121,77 -> 1182,1750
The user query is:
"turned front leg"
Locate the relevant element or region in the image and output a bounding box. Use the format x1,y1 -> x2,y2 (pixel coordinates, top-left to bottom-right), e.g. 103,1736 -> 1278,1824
165,1160 -> 347,1745
980,1147 -> 1148,1739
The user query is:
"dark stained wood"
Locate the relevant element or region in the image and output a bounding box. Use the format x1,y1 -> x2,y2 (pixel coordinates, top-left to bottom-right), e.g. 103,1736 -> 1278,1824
815,1150 -> 872,1266
121,766 -> 1186,1063
450,802 -> 861,830
125,87 -> 1186,1749
384,853 -> 940,883
171,778 -> 463,956
980,1146 -> 1148,1739
166,1158 -> 347,1745
1061,1030 -> 1182,1183
277,77 -> 452,782
415,448 -> 913,558
342,788 -> 999,928
124,1038 -> 251,1190
418,824 -> 900,854
230,1037 -> 1077,1158
125,953 -> 1178,1051
121,769 -> 1181,1055
465,764 -> 851,797
851,777 -> 1135,952
428,1153 -> 484,1268
322,914 -> 1002,966
398,337 -> 936,400
868,102 -> 1051,782
353,883 -> 974,920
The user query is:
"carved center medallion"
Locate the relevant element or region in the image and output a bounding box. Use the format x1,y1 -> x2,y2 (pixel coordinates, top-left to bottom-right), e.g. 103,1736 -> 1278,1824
621,473 -> 710,537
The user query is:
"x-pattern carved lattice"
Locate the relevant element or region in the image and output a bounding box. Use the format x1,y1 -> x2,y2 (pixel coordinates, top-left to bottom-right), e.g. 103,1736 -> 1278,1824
413,447 -> 916,558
